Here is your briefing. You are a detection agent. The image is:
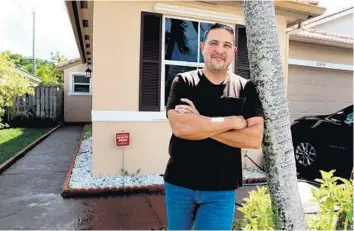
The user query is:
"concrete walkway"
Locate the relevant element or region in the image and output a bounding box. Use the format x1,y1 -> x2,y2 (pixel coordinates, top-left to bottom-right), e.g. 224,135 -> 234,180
0,125 -> 88,229
0,124 -> 257,229
0,125 -> 169,230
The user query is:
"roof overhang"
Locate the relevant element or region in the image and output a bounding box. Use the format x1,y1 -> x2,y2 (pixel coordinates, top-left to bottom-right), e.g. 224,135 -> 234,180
57,57 -> 82,71
208,0 -> 326,27
274,0 -> 326,26
290,30 -> 354,49
14,68 -> 42,83
64,0 -> 93,65
287,6 -> 353,49
303,7 -> 354,28
64,0 -> 325,64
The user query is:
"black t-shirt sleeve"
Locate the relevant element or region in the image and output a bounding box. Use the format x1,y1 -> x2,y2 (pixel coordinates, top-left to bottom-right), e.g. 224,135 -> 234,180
166,75 -> 191,117
242,81 -> 264,119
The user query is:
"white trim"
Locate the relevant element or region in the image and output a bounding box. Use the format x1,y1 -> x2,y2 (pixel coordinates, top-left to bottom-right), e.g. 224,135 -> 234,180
160,17 -> 166,112
92,111 -> 167,122
288,58 -> 354,71
289,34 -> 353,49
68,92 -> 92,96
69,72 -> 92,95
164,60 -> 205,68
153,3 -> 244,25
304,8 -> 353,29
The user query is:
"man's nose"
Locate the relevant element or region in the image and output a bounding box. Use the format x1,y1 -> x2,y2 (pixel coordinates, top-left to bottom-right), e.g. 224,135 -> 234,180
215,44 -> 225,54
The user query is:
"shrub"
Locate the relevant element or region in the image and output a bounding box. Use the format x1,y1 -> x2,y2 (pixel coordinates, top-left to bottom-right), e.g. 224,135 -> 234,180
237,170 -> 353,230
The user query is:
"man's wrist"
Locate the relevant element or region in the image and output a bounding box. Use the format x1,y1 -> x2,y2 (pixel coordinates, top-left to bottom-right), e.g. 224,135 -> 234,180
211,117 -> 224,123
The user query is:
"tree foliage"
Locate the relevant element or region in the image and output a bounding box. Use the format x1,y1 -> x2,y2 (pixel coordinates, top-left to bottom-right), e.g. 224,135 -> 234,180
0,50 -> 67,85
0,52 -> 34,127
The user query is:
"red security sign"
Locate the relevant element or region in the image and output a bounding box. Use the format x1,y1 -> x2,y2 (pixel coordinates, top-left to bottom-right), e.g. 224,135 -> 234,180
116,132 -> 130,147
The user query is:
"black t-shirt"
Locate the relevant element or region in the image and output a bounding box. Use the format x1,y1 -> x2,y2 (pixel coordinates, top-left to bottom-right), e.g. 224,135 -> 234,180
164,70 -> 264,191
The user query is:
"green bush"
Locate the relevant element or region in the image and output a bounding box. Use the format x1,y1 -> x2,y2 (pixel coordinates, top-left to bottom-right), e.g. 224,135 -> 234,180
308,170 -> 353,230
237,186 -> 275,230
237,170 -> 353,230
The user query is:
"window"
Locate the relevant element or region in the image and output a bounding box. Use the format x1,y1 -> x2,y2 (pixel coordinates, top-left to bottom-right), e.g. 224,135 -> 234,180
69,72 -> 91,95
162,17 -> 217,107
139,12 -> 247,112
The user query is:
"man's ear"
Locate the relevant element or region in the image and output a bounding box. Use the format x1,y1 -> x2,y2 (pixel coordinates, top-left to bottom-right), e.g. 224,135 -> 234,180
200,42 -> 205,50
233,47 -> 238,54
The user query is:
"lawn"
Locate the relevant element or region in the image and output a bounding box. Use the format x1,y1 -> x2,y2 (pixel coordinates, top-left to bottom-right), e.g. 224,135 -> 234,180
0,127 -> 52,165
84,124 -> 92,139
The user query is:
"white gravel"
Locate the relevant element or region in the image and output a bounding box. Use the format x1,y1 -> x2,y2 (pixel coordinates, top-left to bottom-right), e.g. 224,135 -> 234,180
69,137 -> 267,189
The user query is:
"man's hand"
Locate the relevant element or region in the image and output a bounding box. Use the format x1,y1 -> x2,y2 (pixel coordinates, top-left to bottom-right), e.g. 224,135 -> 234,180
175,98 -> 200,115
231,115 -> 248,130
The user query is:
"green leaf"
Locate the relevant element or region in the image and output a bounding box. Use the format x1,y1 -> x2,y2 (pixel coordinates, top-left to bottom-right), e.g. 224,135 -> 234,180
347,209 -> 353,222
324,197 -> 335,208
315,179 -> 325,184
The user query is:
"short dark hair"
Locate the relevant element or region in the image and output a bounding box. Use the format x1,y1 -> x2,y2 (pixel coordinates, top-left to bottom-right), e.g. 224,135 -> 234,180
204,23 -> 235,42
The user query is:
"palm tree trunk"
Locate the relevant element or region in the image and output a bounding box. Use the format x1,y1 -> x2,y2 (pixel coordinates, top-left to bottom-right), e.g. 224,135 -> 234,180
243,1 -> 307,229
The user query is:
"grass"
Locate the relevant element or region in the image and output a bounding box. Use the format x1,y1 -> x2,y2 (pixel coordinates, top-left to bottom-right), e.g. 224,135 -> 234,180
84,124 -> 92,139
0,127 -> 52,165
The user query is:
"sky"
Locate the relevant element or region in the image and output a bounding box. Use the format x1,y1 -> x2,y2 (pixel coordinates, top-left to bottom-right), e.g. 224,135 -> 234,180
0,0 -> 353,61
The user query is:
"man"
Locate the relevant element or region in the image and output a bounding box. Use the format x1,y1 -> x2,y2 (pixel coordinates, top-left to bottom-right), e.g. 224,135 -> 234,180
164,23 -> 264,230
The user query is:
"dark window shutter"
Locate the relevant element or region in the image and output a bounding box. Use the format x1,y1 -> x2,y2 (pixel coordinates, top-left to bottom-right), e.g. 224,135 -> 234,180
234,25 -> 250,79
139,12 -> 162,111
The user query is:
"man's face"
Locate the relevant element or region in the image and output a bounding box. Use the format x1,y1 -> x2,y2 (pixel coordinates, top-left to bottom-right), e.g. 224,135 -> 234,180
200,28 -> 237,72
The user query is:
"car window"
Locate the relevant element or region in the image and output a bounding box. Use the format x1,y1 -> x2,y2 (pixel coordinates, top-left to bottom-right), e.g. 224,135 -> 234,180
330,111 -> 346,121
346,113 -> 353,122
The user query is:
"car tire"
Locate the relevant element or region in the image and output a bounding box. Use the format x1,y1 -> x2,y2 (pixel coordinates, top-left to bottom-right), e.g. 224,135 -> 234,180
293,140 -> 319,180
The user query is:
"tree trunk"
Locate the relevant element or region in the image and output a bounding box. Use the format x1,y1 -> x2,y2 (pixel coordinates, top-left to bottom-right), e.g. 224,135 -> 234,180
243,1 -> 307,229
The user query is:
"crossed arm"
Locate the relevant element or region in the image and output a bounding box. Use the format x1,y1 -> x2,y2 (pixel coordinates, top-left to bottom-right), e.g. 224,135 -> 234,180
167,99 -> 264,149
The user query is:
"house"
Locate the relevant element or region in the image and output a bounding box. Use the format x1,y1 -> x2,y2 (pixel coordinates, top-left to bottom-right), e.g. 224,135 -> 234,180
250,7 -> 354,168
57,57 -> 92,123
287,7 -> 353,121
63,1 -> 326,176
13,67 -> 42,86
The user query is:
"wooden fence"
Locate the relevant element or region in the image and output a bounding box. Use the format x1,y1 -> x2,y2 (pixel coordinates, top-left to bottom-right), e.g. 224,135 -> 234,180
5,86 -> 64,126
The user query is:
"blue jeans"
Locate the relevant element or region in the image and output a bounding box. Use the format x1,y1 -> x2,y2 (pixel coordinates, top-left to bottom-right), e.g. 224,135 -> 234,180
164,181 -> 236,230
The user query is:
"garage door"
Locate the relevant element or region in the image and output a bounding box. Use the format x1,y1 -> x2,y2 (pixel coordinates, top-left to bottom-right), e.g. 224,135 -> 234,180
287,65 -> 353,121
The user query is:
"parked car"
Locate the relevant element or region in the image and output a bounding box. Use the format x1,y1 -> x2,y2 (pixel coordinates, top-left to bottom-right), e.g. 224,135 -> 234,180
291,105 -> 353,181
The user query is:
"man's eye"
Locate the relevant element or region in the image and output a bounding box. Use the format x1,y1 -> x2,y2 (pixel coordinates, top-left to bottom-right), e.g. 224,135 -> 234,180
210,42 -> 218,45
225,44 -> 232,48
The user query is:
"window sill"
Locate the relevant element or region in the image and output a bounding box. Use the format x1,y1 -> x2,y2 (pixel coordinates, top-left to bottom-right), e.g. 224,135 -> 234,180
68,92 -> 92,96
92,111 -> 168,122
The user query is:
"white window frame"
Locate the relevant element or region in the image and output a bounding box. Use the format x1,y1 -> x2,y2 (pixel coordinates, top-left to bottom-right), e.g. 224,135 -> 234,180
69,72 -> 92,96
160,15 -> 235,111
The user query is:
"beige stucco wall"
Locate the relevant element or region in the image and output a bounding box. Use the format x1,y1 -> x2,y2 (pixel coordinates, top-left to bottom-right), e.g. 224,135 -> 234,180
64,63 -> 92,122
93,122 -> 171,176
92,1 -> 290,175
289,41 -> 354,65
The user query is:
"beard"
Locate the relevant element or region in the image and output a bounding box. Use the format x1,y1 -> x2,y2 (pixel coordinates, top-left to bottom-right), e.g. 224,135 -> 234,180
207,57 -> 229,72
